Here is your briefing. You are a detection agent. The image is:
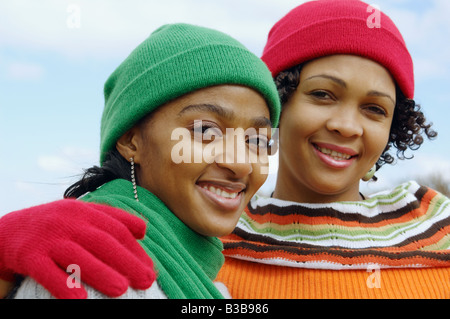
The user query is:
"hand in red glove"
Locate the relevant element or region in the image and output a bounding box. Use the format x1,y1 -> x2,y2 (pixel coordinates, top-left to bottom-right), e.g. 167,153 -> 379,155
0,199 -> 156,299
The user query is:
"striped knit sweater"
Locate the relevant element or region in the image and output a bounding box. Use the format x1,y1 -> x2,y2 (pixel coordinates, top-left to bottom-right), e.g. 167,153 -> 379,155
218,181 -> 450,298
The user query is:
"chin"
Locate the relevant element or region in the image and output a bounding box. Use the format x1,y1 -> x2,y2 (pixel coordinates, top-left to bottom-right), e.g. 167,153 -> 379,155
311,175 -> 349,191
201,226 -> 233,238
195,221 -> 236,237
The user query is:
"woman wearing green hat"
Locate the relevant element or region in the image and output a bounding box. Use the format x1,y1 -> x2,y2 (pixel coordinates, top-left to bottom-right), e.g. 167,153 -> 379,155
0,23 -> 280,299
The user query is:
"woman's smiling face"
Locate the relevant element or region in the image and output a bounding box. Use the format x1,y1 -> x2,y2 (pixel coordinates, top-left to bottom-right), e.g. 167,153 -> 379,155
118,85 -> 272,237
275,55 -> 396,203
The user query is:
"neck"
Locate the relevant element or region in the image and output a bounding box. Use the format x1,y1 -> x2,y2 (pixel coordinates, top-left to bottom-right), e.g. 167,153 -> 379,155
272,165 -> 363,203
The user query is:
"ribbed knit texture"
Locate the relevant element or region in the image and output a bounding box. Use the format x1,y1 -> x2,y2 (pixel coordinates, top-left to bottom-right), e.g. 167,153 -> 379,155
218,181 -> 450,298
261,0 -> 415,98
81,179 -> 225,299
101,23 -> 281,163
217,258 -> 449,298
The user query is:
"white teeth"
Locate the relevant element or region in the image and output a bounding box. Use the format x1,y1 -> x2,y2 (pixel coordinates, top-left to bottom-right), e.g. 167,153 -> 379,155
316,146 -> 352,160
202,185 -> 238,199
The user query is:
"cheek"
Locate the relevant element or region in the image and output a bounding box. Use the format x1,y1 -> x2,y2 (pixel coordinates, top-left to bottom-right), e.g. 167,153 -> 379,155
250,164 -> 269,193
279,114 -> 315,158
137,136 -> 180,191
365,123 -> 392,159
280,102 -> 322,137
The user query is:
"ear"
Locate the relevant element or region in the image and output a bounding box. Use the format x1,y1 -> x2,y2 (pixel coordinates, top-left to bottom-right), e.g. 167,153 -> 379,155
116,126 -> 142,164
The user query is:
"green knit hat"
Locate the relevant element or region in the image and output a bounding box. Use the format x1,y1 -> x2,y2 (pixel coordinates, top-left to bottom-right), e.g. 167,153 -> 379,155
100,23 -> 281,164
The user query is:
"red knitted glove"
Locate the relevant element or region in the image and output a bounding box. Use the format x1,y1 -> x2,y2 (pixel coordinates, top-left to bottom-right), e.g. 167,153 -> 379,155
0,199 -> 156,299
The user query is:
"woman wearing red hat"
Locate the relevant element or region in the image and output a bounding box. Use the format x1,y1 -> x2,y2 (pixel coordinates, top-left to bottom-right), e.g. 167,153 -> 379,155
1,0 -> 449,299
216,0 -> 449,298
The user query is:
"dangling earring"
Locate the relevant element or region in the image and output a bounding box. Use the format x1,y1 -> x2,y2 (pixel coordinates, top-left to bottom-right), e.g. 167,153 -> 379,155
130,157 -> 139,202
362,165 -> 376,182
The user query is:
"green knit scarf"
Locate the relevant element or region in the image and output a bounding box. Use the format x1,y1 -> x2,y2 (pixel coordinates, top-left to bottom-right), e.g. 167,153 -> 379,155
80,179 -> 225,299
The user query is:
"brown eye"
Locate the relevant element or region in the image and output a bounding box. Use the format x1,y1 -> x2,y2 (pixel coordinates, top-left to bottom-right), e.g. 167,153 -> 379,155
192,121 -> 223,141
309,90 -> 334,101
364,105 -> 387,116
246,135 -> 269,151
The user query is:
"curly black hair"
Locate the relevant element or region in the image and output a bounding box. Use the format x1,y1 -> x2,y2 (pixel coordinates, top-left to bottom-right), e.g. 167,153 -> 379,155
274,63 -> 437,180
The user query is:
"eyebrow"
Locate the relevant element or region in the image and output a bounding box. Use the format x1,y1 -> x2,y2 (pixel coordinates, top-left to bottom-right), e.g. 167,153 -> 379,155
178,103 -> 233,119
367,90 -> 396,106
304,74 -> 347,88
305,75 -> 395,105
178,103 -> 272,127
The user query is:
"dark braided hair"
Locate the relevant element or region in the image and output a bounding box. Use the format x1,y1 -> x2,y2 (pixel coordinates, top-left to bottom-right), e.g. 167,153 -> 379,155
64,148 -> 132,199
274,63 -> 437,180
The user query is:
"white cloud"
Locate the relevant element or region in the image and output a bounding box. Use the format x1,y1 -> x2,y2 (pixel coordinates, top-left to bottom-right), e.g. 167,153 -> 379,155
1,0 -> 448,64
2,181 -> 67,216
0,0 -> 301,58
0,146 -> 97,215
411,154 -> 450,182
37,146 -> 98,174
38,155 -> 76,173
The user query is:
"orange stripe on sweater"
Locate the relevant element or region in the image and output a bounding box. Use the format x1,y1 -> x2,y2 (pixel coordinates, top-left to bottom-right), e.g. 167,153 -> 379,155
216,257 -> 450,299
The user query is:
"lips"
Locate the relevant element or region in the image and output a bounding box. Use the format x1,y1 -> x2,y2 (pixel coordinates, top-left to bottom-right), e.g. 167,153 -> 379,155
196,181 -> 246,211
312,142 -> 358,169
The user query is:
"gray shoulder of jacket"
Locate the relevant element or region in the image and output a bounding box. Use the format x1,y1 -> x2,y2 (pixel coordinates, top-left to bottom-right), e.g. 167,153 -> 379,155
14,276 -> 166,299
14,277 -> 231,299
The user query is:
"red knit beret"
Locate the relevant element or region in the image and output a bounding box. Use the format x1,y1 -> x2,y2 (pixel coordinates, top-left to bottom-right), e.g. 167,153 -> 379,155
262,0 -> 414,98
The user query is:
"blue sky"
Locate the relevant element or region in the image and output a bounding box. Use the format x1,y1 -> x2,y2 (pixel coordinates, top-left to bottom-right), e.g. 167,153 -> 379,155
1,0 -> 450,215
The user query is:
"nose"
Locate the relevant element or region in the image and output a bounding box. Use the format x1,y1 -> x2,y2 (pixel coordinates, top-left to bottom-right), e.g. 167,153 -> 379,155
326,106 -> 363,138
214,131 -> 253,178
